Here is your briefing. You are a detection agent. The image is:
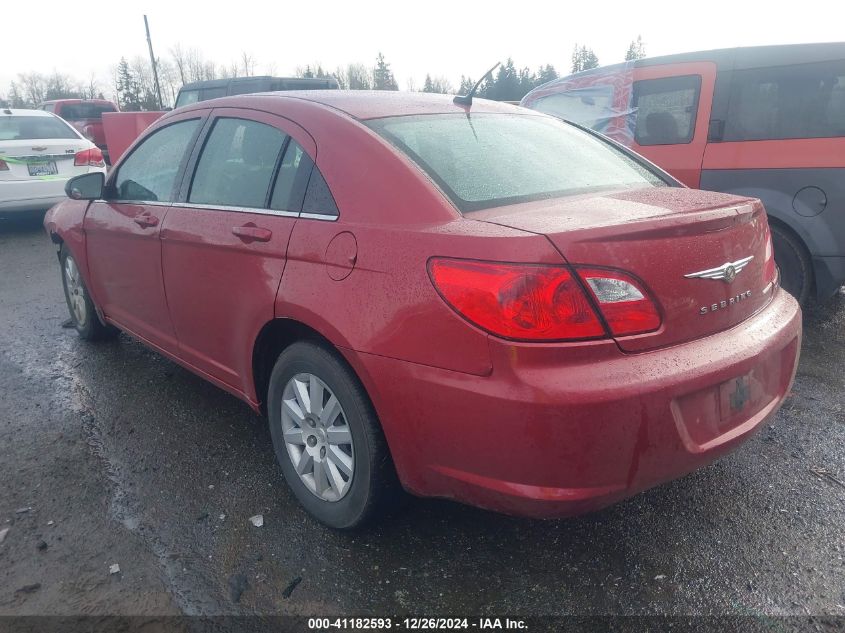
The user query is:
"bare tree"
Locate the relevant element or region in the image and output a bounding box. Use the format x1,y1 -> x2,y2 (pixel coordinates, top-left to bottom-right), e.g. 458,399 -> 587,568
332,67 -> 349,89
170,44 -> 188,84
345,63 -> 372,90
241,51 -> 256,77
17,72 -> 47,105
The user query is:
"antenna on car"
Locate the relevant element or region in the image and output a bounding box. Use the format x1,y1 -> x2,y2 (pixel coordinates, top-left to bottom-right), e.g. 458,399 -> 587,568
453,62 -> 501,107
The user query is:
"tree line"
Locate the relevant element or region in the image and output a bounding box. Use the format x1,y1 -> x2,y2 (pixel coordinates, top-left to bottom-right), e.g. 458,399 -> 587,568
1,37 -> 646,110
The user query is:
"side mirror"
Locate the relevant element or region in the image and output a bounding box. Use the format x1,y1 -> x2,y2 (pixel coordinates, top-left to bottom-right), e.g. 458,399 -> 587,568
65,172 -> 105,201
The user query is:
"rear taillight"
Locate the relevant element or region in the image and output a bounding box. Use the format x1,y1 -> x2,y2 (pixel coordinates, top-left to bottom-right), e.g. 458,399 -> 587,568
575,267 -> 661,336
0,159 -> 8,171
74,147 -> 105,168
428,258 -> 605,341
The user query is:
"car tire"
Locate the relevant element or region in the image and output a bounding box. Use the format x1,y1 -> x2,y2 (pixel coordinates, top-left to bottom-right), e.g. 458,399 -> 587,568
267,341 -> 400,529
770,224 -> 812,305
60,244 -> 118,341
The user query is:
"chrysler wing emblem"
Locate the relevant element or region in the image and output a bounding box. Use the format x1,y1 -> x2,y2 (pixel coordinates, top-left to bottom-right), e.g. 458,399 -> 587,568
684,256 -> 754,283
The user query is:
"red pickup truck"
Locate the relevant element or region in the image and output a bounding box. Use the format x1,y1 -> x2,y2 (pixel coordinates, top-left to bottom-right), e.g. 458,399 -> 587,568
38,99 -> 119,164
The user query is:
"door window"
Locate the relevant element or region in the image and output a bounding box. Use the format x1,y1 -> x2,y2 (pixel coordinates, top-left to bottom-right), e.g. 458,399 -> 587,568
724,60 -> 845,141
113,119 -> 201,202
189,118 -> 287,209
632,75 -> 701,145
270,139 -> 310,212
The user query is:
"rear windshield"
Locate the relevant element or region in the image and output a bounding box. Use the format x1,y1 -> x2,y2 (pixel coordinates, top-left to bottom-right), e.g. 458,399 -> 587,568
0,115 -> 79,140
366,113 -> 666,212
59,103 -> 116,120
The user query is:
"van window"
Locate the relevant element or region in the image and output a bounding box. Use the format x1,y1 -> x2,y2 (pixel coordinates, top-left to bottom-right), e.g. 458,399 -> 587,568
175,90 -> 200,109
529,85 -> 616,130
724,60 -> 845,141
201,87 -> 227,101
632,75 -> 701,146
189,118 -> 286,209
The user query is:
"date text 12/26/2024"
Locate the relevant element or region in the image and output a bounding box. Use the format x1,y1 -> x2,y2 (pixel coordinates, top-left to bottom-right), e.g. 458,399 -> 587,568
308,618 -> 528,630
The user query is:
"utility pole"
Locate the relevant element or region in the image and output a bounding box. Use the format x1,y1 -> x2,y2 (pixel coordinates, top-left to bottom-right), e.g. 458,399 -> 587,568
144,15 -> 164,110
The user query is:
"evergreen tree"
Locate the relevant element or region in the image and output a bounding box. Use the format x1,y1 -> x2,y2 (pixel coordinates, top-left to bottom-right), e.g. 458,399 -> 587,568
571,45 -> 600,73
536,64 -> 559,86
421,74 -> 452,94
116,57 -> 144,111
625,35 -> 646,61
373,53 -> 398,90
458,76 -> 474,95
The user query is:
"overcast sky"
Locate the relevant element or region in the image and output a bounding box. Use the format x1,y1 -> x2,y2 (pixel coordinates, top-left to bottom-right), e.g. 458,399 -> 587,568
4,0 -> 845,97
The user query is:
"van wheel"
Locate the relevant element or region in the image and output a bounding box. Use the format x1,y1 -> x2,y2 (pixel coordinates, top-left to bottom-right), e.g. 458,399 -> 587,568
267,341 -> 400,529
60,245 -> 119,341
770,225 -> 811,305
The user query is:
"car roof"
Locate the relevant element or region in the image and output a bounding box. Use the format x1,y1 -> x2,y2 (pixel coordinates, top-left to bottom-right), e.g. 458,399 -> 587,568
1,108 -> 56,117
225,90 -> 533,120
566,41 -> 845,78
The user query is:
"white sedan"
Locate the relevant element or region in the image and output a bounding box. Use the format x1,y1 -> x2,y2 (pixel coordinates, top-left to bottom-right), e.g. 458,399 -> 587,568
0,108 -> 107,213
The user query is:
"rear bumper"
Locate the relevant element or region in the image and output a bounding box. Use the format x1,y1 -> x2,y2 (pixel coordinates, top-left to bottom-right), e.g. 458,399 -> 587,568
0,167 -> 104,212
352,287 -> 801,518
0,178 -> 69,212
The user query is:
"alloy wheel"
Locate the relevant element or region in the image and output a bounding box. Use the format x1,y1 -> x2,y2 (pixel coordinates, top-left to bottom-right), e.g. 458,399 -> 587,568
64,256 -> 87,326
281,373 -> 355,502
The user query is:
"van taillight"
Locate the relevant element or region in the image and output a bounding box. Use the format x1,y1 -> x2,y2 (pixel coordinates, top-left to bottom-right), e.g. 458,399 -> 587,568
74,147 -> 104,168
428,258 -> 605,341
0,159 -> 8,171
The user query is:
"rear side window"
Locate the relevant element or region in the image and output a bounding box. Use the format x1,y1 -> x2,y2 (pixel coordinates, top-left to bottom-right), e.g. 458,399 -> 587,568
724,60 -> 845,141
189,118 -> 287,209
0,115 -> 78,140
302,166 -> 339,217
268,139 -> 338,216
113,119 -> 200,202
632,75 -> 701,145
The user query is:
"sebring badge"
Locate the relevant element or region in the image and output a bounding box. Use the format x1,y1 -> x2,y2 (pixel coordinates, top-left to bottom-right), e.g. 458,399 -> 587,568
684,256 -> 754,283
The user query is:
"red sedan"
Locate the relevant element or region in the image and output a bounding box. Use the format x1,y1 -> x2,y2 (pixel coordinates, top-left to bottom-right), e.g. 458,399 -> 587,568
44,92 -> 801,528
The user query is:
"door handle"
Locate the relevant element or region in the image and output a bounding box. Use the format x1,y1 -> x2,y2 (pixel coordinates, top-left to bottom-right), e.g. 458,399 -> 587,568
133,213 -> 159,228
232,224 -> 272,243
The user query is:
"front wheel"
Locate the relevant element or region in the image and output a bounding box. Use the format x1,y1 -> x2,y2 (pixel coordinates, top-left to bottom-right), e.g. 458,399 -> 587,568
267,342 -> 399,529
60,245 -> 118,341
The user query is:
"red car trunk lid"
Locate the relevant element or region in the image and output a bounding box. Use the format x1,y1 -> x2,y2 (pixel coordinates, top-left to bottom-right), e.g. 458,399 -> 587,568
472,187 -> 775,352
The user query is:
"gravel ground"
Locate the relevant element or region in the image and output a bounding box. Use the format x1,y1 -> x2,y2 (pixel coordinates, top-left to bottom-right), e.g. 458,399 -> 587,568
0,212 -> 843,622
